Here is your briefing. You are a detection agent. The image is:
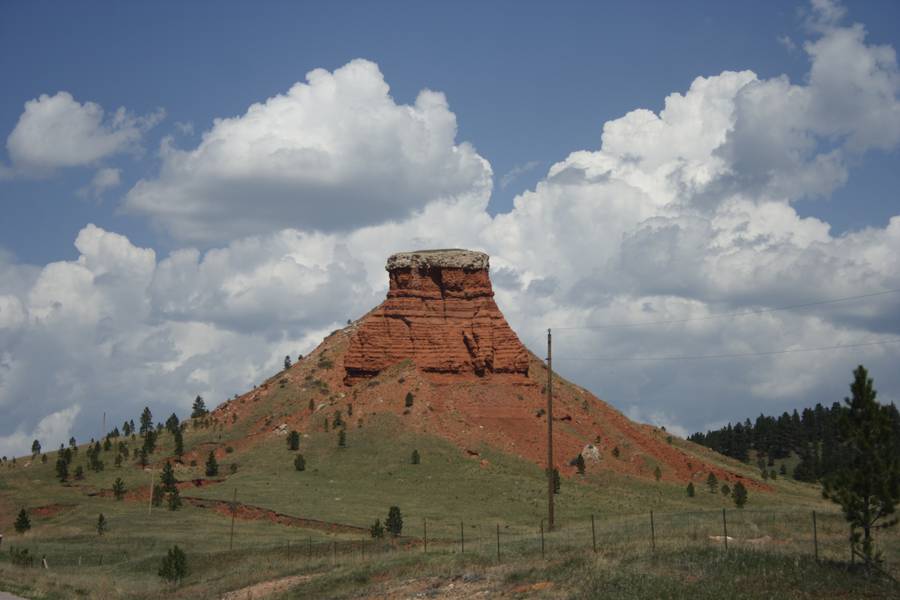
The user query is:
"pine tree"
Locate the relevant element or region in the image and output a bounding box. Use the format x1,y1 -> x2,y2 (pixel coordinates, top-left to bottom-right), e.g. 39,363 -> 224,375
575,454 -> 586,475
294,454 -> 306,471
411,449 -> 420,465
165,413 -> 180,435
142,429 -> 157,455
31,439 -> 41,455
41,453 -> 47,464
338,429 -> 346,447
140,407 -> 153,435
152,484 -> 164,507
191,395 -> 208,418
158,545 -> 187,583
370,519 -> 385,538
112,477 -> 126,500
404,392 -> 414,408
205,451 -> 219,477
823,365 -> 900,565
173,429 -> 184,457
284,355 -> 292,370
707,472 -> 719,493
97,513 -> 108,536
14,509 -> 31,533
74,465 -> 84,480
686,482 -> 695,497
386,506 -> 403,537
167,488 -> 182,511
721,484 -> 731,496
161,461 -> 178,491
103,438 -> 112,452
55,457 -> 69,482
732,482 -> 748,508
287,430 -> 300,451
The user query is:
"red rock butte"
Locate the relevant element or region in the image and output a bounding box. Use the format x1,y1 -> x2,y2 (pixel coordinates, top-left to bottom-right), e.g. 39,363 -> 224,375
344,249 -> 530,383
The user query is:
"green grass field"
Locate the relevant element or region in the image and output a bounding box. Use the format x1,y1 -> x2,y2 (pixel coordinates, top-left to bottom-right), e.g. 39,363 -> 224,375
2,409 -> 898,598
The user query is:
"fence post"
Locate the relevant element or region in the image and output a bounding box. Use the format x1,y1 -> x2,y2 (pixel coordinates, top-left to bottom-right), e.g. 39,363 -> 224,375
229,488 -> 237,551
307,536 -> 311,560
812,510 -> 818,562
650,511 -> 656,553
722,509 -> 728,551
591,514 -> 597,553
460,521 -> 464,554
424,518 -> 427,553
496,524 -> 500,562
540,519 -> 545,559
332,541 -> 336,564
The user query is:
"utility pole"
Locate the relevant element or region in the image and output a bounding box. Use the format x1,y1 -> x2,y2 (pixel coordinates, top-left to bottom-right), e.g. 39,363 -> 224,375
546,328 -> 555,531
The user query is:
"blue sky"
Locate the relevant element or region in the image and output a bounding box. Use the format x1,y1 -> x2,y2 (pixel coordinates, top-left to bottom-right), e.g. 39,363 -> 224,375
1,0 -> 899,454
3,0 -> 899,264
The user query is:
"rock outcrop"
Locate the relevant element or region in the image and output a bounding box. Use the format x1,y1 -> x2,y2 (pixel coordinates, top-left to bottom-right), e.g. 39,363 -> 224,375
344,249 -> 529,383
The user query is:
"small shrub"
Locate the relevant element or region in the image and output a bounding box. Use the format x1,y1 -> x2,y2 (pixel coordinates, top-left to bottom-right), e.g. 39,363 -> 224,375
706,472 -> 719,493
152,485 -> 164,507
205,451 -> 219,477
225,446 -> 234,454
158,545 -> 187,583
575,454 -> 586,475
287,430 -> 300,451
229,463 -> 238,474
611,446 -> 620,458
686,482 -> 695,497
14,509 -> 30,533
294,454 -> 306,471
411,449 -> 420,465
653,466 -> 662,481
404,392 -> 414,408
96,513 -> 108,536
721,484 -> 731,496
167,488 -> 182,511
338,429 -> 346,447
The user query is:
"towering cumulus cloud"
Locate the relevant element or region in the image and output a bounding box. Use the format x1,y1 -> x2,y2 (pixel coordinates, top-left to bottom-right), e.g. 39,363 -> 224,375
1,1 -> 898,455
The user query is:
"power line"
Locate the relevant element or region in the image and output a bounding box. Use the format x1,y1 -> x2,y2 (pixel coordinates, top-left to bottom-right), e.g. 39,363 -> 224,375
553,289 -> 900,331
554,338 -> 900,362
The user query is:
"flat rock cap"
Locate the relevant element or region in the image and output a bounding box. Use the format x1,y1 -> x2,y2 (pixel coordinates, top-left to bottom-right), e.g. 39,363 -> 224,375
386,249 -> 489,271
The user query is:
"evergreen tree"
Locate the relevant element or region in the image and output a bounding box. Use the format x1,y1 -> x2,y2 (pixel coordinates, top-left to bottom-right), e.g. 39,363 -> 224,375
165,413 -> 180,435
158,545 -> 187,583
14,509 -> 31,533
338,429 -> 346,447
411,449 -> 420,465
140,407 -> 153,435
191,395 -> 208,418
686,482 -> 695,497
404,392 -> 414,408
575,454 -> 586,475
706,473 -> 719,493
173,428 -> 184,457
161,461 -> 178,491
823,365 -> 900,565
370,519 -> 385,538
294,454 -> 306,471
287,430 -> 300,451
74,465 -> 84,480
732,482 -> 748,508
31,439 -> 41,455
97,513 -> 108,536
151,484 -> 164,507
167,488 -> 182,511
284,355 -> 292,370
142,429 -> 157,455
721,484 -> 731,496
112,477 -> 126,500
138,447 -> 149,467
55,457 -> 69,482
41,453 -> 47,464
386,506 -> 403,537
205,451 -> 219,477
123,421 -> 133,436
103,438 -> 112,452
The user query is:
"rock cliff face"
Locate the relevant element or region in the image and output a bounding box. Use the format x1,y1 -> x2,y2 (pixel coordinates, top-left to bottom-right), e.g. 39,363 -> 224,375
344,249 -> 529,383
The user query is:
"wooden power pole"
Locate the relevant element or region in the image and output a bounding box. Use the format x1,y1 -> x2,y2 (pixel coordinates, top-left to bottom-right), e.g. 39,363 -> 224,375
546,328 -> 555,531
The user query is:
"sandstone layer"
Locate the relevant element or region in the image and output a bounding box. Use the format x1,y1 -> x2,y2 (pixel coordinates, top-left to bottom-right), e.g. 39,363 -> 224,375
344,249 -> 529,383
